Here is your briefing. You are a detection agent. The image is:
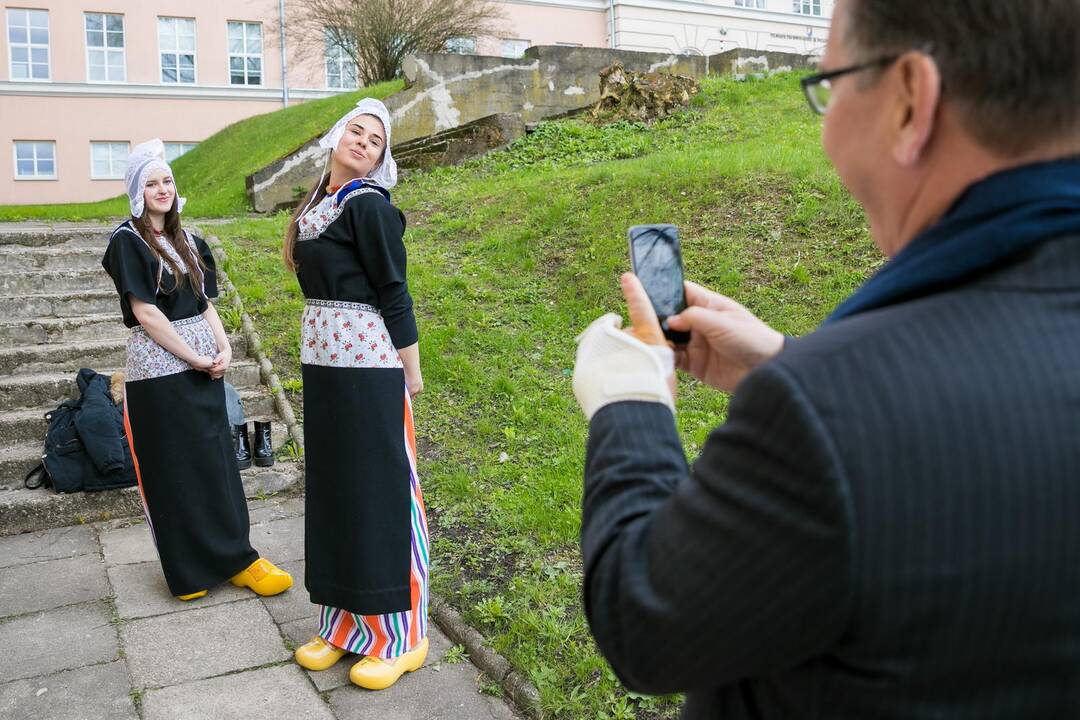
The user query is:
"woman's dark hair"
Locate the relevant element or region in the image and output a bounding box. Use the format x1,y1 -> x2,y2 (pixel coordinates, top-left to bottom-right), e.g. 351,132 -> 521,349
844,0 -> 1080,155
283,172 -> 331,273
132,196 -> 207,298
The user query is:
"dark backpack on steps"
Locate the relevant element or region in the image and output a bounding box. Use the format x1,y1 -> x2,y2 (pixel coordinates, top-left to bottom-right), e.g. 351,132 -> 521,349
24,368 -> 137,493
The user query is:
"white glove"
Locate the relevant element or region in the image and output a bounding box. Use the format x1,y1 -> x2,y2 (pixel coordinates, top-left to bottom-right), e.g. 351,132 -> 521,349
572,313 -> 675,421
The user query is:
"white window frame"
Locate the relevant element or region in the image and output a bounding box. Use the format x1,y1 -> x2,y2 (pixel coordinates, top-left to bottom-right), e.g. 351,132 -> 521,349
13,141 -> 56,180
89,141 -> 129,180
227,20 -> 262,86
792,0 -> 822,15
84,12 -> 126,83
501,38 -> 530,59
7,8 -> 51,82
158,16 -> 197,85
164,142 -> 198,162
324,31 -> 357,90
444,36 -> 476,55
735,0 -> 767,8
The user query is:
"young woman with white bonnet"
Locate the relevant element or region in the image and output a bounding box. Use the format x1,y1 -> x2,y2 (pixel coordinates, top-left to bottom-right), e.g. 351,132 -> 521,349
101,139 -> 293,601
284,98 -> 429,690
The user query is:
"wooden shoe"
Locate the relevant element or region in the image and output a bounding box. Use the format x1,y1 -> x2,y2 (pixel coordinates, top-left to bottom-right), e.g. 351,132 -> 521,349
229,558 -> 293,596
176,590 -> 208,601
349,637 -> 429,690
295,636 -> 348,671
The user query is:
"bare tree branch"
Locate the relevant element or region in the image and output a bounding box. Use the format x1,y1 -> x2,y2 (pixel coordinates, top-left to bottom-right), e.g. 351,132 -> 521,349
282,0 -> 506,86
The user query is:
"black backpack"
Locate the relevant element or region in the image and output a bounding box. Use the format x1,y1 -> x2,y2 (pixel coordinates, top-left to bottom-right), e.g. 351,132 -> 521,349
24,370 -> 137,493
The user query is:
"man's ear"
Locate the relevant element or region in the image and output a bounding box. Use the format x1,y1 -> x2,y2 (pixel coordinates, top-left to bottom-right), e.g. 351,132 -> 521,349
892,51 -> 942,167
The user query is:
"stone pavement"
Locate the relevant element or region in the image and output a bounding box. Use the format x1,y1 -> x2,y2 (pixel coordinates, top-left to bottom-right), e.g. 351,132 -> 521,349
0,495 -> 521,720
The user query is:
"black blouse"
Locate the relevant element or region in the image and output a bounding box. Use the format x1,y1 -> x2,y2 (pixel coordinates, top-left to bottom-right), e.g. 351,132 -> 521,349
101,221 -> 218,328
294,187 -> 418,349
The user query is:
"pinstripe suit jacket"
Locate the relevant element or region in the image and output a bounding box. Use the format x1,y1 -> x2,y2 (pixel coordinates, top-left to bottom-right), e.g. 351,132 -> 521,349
582,235 -> 1080,718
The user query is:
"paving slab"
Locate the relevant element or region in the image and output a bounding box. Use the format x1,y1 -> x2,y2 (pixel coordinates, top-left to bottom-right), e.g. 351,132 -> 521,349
0,660 -> 137,720
247,514 -> 305,563
142,664 -> 334,720
108,560 -> 252,620
122,598 -> 290,689
0,525 -> 97,569
259,559 -> 312,625
0,602 -> 118,682
247,496 -> 305,525
327,625 -> 520,720
0,554 -> 108,619
280,616 -> 353,692
99,521 -> 157,567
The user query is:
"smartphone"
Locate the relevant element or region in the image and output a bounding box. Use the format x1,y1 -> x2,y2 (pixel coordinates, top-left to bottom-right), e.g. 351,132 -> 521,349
628,224 -> 690,345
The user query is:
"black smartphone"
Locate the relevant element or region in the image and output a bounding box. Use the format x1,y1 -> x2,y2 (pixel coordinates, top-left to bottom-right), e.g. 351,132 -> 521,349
628,224 -> 690,345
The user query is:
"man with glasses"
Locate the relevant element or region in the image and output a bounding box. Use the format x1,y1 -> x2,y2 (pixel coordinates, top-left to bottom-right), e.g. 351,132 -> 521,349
573,0 -> 1080,717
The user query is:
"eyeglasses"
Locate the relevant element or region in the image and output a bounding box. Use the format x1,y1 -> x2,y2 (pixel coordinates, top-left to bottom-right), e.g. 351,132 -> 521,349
800,55 -> 899,115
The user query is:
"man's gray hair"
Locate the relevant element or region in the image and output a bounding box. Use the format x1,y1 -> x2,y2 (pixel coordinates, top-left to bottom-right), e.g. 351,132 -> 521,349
844,0 -> 1080,155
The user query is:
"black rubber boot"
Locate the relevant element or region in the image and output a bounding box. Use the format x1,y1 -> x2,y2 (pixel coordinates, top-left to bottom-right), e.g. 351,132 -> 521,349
253,421 -> 274,468
233,423 -> 252,470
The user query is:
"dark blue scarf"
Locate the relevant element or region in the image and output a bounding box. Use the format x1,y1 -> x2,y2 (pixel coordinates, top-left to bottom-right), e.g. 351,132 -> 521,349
825,157 -> 1080,324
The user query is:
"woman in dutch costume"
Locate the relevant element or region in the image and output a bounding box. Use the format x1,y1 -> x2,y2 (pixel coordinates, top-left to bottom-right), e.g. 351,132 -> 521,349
285,100 -> 430,690
102,140 -> 293,601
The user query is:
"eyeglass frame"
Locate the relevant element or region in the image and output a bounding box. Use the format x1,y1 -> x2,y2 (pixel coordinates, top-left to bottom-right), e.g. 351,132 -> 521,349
800,55 -> 900,115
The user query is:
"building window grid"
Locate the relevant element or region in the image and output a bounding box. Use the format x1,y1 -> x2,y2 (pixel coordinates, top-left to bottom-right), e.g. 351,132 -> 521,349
90,142 -> 129,180
164,142 -> 198,162
325,33 -> 357,89
445,37 -> 476,55
501,38 -> 530,58
13,141 -> 56,180
158,17 -> 196,84
793,0 -> 822,15
85,12 -> 125,83
7,8 -> 50,81
227,21 -> 262,86
735,0 -> 767,8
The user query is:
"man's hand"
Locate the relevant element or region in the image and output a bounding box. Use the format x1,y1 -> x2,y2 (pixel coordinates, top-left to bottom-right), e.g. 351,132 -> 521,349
666,281 -> 784,393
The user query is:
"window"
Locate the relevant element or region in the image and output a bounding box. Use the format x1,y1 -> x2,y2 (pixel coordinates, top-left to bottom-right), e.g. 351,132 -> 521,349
159,17 -> 196,84
444,37 -> 475,55
7,8 -> 49,81
227,21 -> 262,85
85,13 -> 125,82
90,142 -> 128,180
164,142 -> 198,162
13,141 -> 55,179
325,32 -> 357,89
735,0 -> 767,8
792,0 -> 821,15
501,38 -> 530,58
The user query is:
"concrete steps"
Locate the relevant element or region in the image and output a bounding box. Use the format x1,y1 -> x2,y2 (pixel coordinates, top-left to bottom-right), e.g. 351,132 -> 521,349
0,225 -> 301,536
0,290 -> 118,319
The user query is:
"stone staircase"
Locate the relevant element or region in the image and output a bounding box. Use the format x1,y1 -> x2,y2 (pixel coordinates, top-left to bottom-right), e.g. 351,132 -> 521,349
0,224 -> 301,536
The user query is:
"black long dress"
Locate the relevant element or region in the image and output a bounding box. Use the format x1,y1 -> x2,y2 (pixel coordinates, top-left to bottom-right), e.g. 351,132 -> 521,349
293,179 -> 429,659
102,221 -> 257,596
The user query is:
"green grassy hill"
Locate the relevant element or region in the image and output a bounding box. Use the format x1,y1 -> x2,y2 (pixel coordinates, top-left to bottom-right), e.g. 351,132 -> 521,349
0,80 -> 402,221
211,73 -> 877,718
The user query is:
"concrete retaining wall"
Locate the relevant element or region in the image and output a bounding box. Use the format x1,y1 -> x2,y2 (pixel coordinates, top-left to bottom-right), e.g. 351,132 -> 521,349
246,46 -> 814,212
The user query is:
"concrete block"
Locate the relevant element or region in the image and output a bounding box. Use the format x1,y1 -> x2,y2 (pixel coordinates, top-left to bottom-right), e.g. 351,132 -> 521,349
246,514 -> 305,563
108,561 -> 250,621
142,665 -> 334,720
99,522 -> 156,567
0,554 -> 108,619
0,525 -> 97,569
122,599 -> 289,688
258,559 -> 311,625
0,602 -> 118,682
279,616 -> 352,692
0,660 -> 137,720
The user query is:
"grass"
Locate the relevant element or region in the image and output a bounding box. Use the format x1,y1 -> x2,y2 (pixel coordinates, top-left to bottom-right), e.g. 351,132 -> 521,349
0,80 -> 403,221
212,72 -> 878,719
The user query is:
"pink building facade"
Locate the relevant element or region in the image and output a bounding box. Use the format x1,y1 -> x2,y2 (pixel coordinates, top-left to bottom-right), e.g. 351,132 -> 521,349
0,0 -> 830,205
